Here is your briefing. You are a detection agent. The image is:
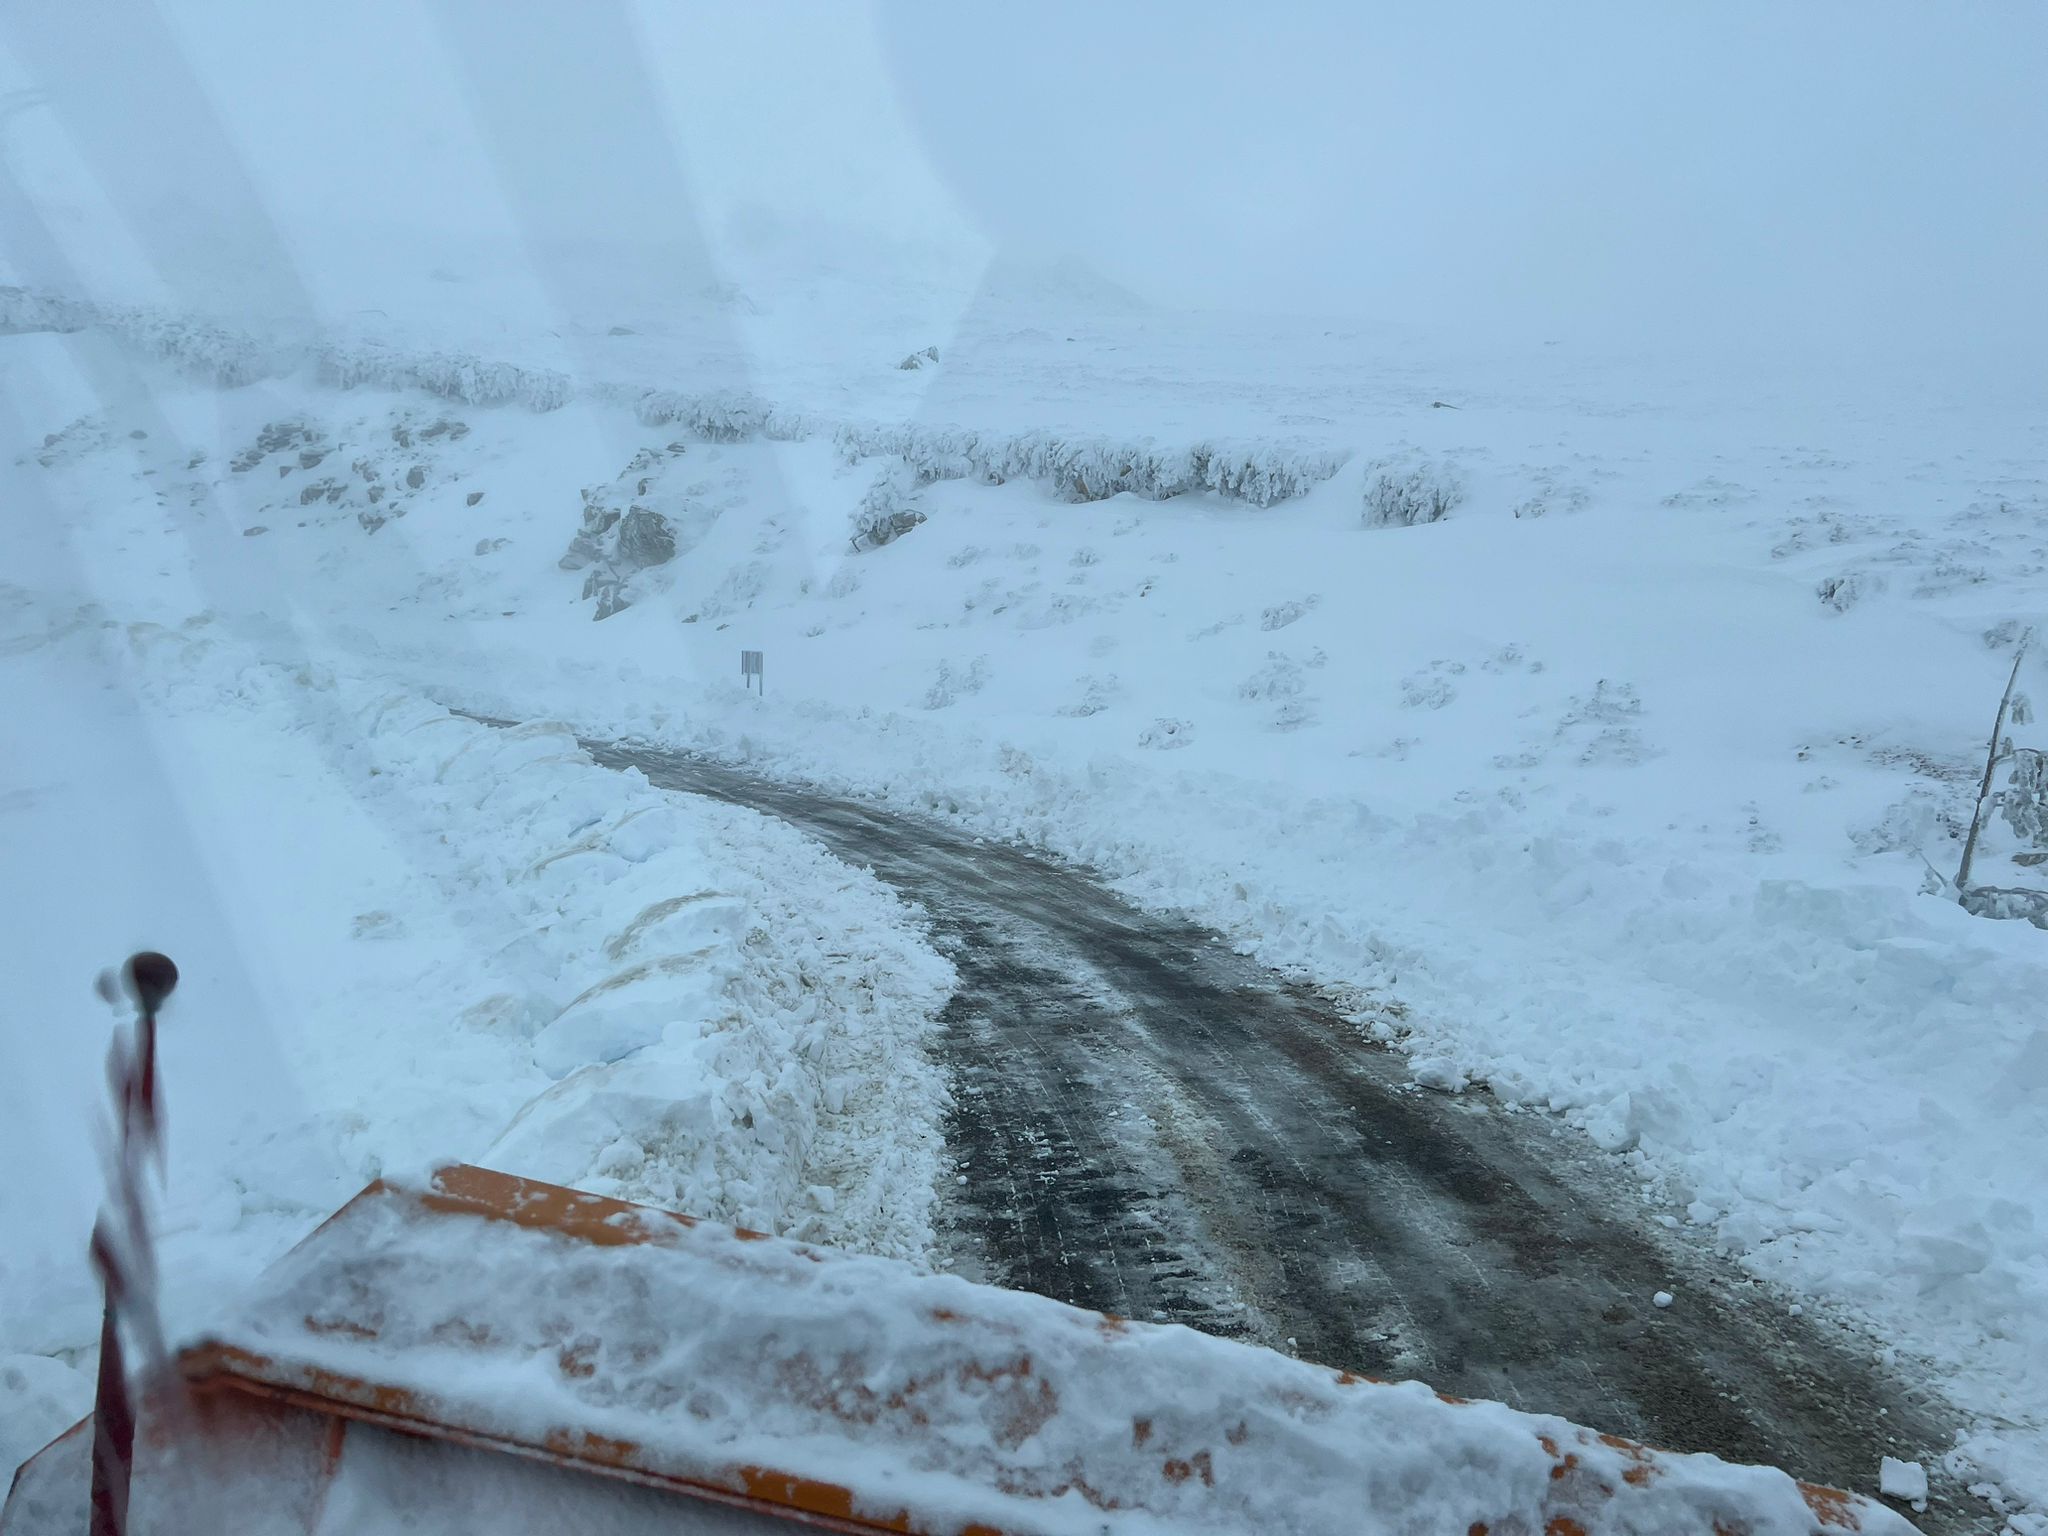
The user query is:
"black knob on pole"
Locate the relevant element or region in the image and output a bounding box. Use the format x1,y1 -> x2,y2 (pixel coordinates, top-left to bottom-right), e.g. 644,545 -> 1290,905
122,953 -> 177,1018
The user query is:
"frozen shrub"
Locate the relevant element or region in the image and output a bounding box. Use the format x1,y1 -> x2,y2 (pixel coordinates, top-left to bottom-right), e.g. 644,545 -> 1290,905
1850,787 -> 1950,856
1998,748 -> 2048,849
1513,484 -> 1590,519
849,461 -> 928,552
921,657 -> 989,709
1056,674 -> 1119,717
1138,718 -> 1195,749
1260,596 -> 1318,631
320,346 -> 572,410
1363,458 -> 1465,527
1238,653 -> 1308,704
1958,884 -> 2048,929
834,424 -> 1346,509
1815,573 -> 1879,612
0,285 -> 90,334
1400,662 -> 1462,710
113,309 -> 301,387
1,284 -> 1351,514
626,387 -> 811,443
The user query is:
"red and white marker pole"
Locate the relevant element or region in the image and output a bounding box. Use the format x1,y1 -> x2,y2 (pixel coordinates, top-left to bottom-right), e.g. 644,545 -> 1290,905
87,951 -> 177,1536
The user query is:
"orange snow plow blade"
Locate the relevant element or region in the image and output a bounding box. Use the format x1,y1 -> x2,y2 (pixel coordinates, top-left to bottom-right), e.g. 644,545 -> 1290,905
3,1165 -> 1915,1534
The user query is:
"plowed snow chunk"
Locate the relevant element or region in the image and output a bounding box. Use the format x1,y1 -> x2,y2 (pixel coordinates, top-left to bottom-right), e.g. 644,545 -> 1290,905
1411,1056 -> 1469,1093
1879,1455 -> 1928,1511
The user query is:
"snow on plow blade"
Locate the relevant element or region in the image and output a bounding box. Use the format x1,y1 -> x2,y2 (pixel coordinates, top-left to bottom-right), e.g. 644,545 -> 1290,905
3,1165 -> 1914,1535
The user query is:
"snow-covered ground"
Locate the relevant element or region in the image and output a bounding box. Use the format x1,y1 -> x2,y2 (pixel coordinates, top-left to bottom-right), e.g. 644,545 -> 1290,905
4,280 -> 2046,1529
0,328 -> 956,1481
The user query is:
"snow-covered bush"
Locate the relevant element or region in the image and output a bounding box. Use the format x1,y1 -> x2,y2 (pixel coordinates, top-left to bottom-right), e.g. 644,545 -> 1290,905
1513,484 -> 1590,519
0,286 -> 90,335
2001,747 -> 2048,847
835,423 -> 1346,509
1816,572 -> 1878,612
625,387 -> 811,443
1137,717 -> 1195,749
921,656 -> 989,709
0,288 -> 299,387
1260,596 -> 1318,631
1400,661 -> 1462,710
849,460 -> 928,551
1850,786 -> 1951,857
106,307 -> 304,388
1957,881 -> 2048,928
321,345 -> 573,412
1363,457 -> 1466,527
1,284 -> 1351,516
1239,652 -> 1309,705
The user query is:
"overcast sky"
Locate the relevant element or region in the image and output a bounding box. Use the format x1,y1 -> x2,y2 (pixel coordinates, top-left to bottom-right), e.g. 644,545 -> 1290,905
881,1 -> 2047,352
1,1 -> 2041,359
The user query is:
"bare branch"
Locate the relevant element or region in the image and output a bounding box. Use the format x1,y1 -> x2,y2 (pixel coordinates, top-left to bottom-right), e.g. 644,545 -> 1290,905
1956,626 -> 2034,893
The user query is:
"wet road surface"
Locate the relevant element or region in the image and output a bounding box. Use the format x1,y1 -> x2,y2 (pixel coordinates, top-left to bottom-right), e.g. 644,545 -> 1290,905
577,735 -> 1965,1528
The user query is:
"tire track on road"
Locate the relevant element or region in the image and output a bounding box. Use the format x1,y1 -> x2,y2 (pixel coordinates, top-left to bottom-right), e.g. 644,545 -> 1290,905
580,735 -> 1968,1527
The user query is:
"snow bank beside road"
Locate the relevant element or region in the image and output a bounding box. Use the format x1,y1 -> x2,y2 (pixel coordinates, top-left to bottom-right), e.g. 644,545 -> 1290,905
325,692 -> 954,1251
0,608 -> 954,1485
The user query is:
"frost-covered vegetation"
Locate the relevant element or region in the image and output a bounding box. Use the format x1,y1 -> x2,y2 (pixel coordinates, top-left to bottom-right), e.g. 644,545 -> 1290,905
320,347 -> 574,411
621,385 -> 812,443
849,459 -> 928,551
837,422 -> 1347,507
1362,455 -> 1467,527
1,285 -> 1349,513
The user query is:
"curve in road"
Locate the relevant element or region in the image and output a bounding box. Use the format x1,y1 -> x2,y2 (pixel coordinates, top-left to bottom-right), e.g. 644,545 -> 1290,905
582,736 -> 1962,1525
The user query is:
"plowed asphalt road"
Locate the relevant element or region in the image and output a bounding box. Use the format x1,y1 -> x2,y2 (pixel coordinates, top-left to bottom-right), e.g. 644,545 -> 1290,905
579,734 -> 1966,1529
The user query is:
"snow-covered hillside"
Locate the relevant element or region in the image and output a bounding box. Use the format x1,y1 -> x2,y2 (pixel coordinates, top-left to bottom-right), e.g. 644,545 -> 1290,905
4,286 -> 2046,1528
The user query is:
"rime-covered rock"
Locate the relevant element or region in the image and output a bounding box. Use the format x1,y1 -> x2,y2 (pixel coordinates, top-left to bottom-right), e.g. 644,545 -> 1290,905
558,500 -> 617,572
559,448 -> 702,617
616,508 -> 677,570
850,461 -> 927,551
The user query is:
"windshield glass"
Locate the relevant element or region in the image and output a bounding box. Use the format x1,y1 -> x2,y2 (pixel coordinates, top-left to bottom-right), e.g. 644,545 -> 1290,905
2,8 -> 2043,1533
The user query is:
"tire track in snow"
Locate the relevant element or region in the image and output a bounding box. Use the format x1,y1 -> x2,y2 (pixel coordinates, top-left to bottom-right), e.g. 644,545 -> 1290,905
581,736 -> 1970,1527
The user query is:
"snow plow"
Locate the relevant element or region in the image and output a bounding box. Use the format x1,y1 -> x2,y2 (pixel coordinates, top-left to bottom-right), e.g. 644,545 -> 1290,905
3,1163 -> 1916,1535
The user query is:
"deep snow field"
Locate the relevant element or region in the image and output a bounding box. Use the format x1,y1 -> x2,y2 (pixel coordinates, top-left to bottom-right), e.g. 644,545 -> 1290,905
4,287 -> 2047,1529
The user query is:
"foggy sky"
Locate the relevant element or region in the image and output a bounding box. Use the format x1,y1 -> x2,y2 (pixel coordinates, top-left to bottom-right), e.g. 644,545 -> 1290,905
1,1 -> 2040,361
880,1 -> 2047,355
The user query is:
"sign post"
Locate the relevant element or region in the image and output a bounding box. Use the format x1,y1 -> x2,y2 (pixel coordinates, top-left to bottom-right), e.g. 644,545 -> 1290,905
741,649 -> 764,697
